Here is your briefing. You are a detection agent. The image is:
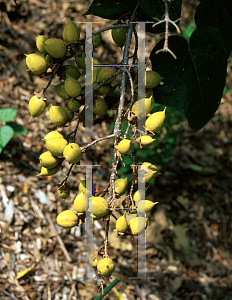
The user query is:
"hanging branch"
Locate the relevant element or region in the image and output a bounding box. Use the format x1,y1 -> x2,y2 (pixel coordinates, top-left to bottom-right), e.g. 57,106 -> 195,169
153,0 -> 181,59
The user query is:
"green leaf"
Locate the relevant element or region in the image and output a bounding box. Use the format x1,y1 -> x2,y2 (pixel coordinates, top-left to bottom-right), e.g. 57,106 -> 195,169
195,0 -> 232,57
137,0 -> 182,34
150,27 -> 227,131
0,108 -> 17,122
6,122 -> 28,135
86,0 -> 136,20
0,125 -> 14,153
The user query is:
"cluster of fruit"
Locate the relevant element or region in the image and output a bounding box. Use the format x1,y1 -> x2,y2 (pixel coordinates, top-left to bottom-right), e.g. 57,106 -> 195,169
26,18 -> 166,279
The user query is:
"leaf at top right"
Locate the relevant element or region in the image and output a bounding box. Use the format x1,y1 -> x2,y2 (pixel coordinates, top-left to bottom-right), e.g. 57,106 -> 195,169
195,0 -> 232,57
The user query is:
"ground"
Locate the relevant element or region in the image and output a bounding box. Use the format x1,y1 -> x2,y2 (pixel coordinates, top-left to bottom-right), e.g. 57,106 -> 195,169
0,0 -> 232,299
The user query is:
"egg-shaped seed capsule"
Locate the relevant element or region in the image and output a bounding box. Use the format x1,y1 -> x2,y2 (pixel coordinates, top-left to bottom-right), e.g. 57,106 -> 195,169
140,135 -> 156,145
39,151 -> 59,169
43,131 -> 64,141
137,200 -> 158,214
37,165 -> 60,176
89,197 -> 108,219
49,105 -> 68,126
116,215 -> 128,233
63,143 -> 82,164
128,217 -> 147,235
131,96 -> 152,118
65,76 -> 82,98
25,53 -> 48,75
56,210 -> 79,228
111,27 -> 128,48
145,108 -> 166,133
46,137 -> 68,156
96,67 -> 117,85
114,177 -> 128,196
97,257 -> 115,276
74,191 -> 89,213
145,70 -> 163,89
36,35 -> 48,55
57,187 -> 70,199
63,18 -> 80,44
28,95 -> 47,119
117,139 -> 132,155
93,96 -> 108,115
44,38 -> 67,58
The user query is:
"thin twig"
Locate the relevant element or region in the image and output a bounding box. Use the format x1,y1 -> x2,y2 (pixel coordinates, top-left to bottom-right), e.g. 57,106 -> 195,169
153,0 -> 181,59
81,134 -> 115,152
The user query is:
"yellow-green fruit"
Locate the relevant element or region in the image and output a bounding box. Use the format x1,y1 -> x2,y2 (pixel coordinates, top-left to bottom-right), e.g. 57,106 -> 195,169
75,53 -> 86,70
46,137 -> 68,156
145,70 -> 163,89
93,81 -> 110,95
93,96 -> 108,115
116,215 -> 128,233
39,151 -> 59,169
28,95 -> 47,119
65,76 -> 82,98
63,143 -> 82,164
26,53 -> 48,75
111,27 -> 128,48
43,131 -> 64,141
68,99 -> 81,112
145,108 -> 166,133
96,67 -> 117,85
140,135 -> 156,145
114,177 -> 128,196
132,190 -> 141,202
62,106 -> 74,120
65,65 -> 81,80
93,33 -> 102,48
129,207 -> 137,214
97,257 -> 115,276
38,165 -> 60,176
54,83 -> 70,100
89,197 -> 108,219
128,217 -> 147,235
57,187 -> 70,199
44,38 -> 67,58
56,210 -> 78,228
49,105 -> 68,126
63,18 -> 80,44
140,162 -> 160,183
74,192 -> 88,213
137,200 -> 158,214
36,35 -> 48,55
131,96 -> 152,118
79,180 -> 95,196
89,254 -> 99,268
117,139 -> 132,155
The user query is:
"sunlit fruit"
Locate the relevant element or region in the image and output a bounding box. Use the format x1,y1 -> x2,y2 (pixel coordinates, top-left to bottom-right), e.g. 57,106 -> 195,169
46,137 -> 68,156
25,53 -> 48,75
114,177 -> 128,196
89,197 -> 108,219
117,139 -> 132,155
56,210 -> 79,228
145,108 -> 166,133
89,253 -> 100,268
38,165 -> 60,176
128,217 -> 147,235
74,192 -> 88,213
43,131 -> 64,141
49,105 -> 68,126
116,215 -> 128,233
131,96 -> 152,118
137,200 -> 158,214
39,151 -> 59,169
63,143 -> 82,164
140,135 -> 156,145
36,35 -> 48,55
97,257 -> 115,276
29,95 -> 47,119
